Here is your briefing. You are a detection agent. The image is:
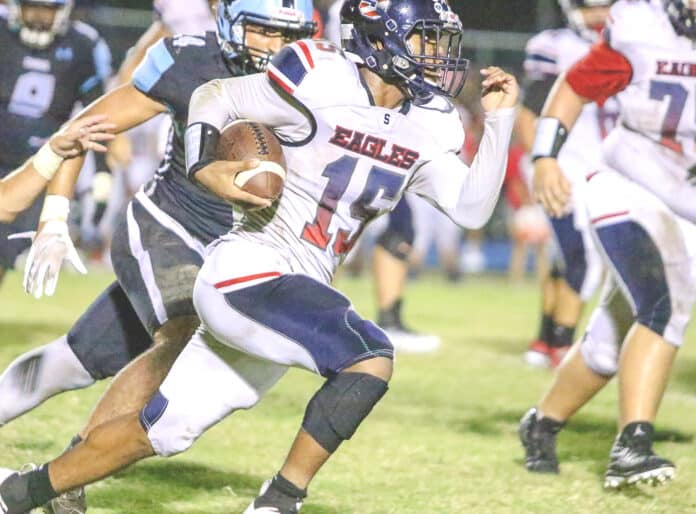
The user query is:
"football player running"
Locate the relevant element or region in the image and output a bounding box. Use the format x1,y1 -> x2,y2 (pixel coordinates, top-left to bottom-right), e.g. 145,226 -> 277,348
0,1 -> 314,512
0,1 -> 518,513
520,0 -> 696,488
518,0 -> 615,369
0,0 -> 111,286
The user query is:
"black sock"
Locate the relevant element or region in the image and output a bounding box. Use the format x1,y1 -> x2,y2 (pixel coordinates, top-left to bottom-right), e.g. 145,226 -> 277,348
0,464 -> 57,513
272,474 -> 307,499
377,298 -> 403,328
550,324 -> 575,348
538,314 -> 554,343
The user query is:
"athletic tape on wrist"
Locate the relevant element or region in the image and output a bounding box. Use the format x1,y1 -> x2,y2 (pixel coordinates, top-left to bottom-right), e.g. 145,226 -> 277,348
33,143 -> 64,180
531,117 -> 568,162
39,195 -> 70,223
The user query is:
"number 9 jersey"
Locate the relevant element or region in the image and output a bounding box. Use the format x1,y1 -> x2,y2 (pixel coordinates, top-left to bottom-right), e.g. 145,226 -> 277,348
0,5 -> 111,172
187,39 -> 515,283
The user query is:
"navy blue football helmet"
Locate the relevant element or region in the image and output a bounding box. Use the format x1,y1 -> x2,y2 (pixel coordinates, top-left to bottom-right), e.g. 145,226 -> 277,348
558,0 -> 613,42
340,0 -> 469,101
216,0 -> 316,72
664,0 -> 696,39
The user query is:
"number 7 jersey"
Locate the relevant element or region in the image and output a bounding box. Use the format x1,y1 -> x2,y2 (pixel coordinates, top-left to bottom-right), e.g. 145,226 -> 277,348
187,39 -> 514,283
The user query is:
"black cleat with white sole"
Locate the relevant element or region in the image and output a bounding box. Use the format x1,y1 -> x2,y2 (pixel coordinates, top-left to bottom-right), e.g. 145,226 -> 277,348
519,408 -> 565,474
604,421 -> 676,489
243,475 -> 306,514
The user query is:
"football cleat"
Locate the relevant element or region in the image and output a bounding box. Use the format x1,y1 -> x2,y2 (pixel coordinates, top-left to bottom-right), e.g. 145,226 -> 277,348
604,422 -> 676,489
524,340 -> 551,368
0,468 -> 16,514
519,408 -> 565,474
383,327 -> 441,354
243,479 -> 304,514
42,487 -> 85,514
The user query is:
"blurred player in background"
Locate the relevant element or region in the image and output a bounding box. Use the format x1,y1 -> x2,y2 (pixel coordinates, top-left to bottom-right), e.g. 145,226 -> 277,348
516,0 -> 616,368
0,1 -> 518,512
520,0 -> 696,488
0,1 -> 315,512
0,0 -> 111,287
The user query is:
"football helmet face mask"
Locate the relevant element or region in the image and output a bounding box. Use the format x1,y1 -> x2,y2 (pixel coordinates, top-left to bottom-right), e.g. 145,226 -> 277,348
340,0 -> 469,101
664,0 -> 696,40
215,0 -> 317,72
558,0 -> 612,42
8,0 -> 73,49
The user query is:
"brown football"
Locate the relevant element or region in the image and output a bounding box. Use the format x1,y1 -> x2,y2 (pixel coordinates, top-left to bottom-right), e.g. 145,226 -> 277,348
216,120 -> 286,206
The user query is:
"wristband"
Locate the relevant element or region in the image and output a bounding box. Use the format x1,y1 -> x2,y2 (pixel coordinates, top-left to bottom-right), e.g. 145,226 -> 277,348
531,117 -> 568,162
185,122 -> 220,179
39,195 -> 70,223
33,143 -> 64,180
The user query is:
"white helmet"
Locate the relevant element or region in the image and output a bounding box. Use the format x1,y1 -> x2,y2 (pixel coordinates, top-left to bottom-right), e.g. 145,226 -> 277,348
8,0 -> 74,49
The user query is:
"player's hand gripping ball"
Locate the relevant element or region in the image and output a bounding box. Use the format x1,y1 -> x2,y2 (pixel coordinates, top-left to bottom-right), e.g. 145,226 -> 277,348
216,120 -> 286,209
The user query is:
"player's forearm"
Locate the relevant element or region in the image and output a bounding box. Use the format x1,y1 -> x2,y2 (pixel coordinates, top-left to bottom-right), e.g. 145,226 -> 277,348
0,162 -> 49,222
450,107 -> 516,229
539,75 -> 588,131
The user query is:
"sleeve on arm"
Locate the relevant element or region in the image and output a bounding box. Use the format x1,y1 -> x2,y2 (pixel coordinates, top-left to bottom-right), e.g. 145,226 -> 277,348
565,41 -> 633,107
408,107 -> 516,229
187,73 -> 314,144
131,38 -> 176,104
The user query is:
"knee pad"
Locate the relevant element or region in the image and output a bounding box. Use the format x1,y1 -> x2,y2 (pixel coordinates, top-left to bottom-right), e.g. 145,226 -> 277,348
596,221 -> 672,337
302,372 -> 389,453
579,307 -> 620,377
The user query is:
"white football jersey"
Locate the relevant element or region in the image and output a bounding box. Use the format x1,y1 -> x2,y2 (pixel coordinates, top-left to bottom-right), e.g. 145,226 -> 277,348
153,0 -> 215,35
525,28 -> 619,185
188,40 -> 514,283
599,0 -> 696,221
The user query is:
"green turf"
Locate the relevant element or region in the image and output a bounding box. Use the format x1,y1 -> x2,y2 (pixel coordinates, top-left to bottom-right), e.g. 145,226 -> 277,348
1,270 -> 695,513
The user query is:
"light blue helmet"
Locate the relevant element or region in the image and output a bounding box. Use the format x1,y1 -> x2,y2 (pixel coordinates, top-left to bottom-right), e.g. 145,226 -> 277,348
8,0 -> 74,48
216,0 -> 316,71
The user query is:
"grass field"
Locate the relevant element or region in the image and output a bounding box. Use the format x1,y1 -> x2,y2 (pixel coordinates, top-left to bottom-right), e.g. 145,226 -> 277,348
1,269 -> 696,513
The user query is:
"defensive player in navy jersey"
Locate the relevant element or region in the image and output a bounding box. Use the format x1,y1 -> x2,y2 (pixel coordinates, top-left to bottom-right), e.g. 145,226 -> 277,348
0,0 -> 111,285
0,1 -> 518,512
0,1 -> 315,512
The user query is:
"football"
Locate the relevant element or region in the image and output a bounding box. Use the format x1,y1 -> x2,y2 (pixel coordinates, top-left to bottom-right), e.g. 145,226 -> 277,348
216,120 -> 286,205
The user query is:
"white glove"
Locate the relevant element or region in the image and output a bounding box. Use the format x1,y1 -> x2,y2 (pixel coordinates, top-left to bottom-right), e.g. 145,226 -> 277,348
9,220 -> 87,298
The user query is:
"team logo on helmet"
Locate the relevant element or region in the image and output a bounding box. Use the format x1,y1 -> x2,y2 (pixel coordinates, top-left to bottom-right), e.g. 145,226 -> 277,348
359,0 -> 389,19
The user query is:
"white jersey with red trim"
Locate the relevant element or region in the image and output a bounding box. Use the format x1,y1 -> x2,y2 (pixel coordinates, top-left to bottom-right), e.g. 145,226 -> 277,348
525,29 -> 618,186
188,39 -> 514,283
154,0 -> 215,35
608,0 -> 696,165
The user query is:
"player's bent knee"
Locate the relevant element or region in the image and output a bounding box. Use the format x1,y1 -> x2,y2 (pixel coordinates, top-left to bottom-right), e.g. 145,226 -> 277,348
140,390 -> 197,457
302,372 -> 389,453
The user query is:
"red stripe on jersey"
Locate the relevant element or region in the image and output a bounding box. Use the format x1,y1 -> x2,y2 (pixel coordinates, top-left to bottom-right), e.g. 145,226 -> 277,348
591,210 -> 630,224
214,272 -> 281,289
586,171 -> 600,182
267,69 -> 295,95
296,40 -> 315,69
566,41 -> 633,107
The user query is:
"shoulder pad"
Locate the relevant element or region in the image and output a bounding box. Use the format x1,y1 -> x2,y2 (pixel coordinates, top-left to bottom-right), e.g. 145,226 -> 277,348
72,20 -> 100,42
408,97 -> 465,154
605,0 -> 664,50
267,39 -> 360,101
132,37 -> 175,94
524,29 -> 567,77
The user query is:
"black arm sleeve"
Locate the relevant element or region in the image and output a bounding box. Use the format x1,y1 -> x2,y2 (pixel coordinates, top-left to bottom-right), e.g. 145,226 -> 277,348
522,75 -> 558,116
